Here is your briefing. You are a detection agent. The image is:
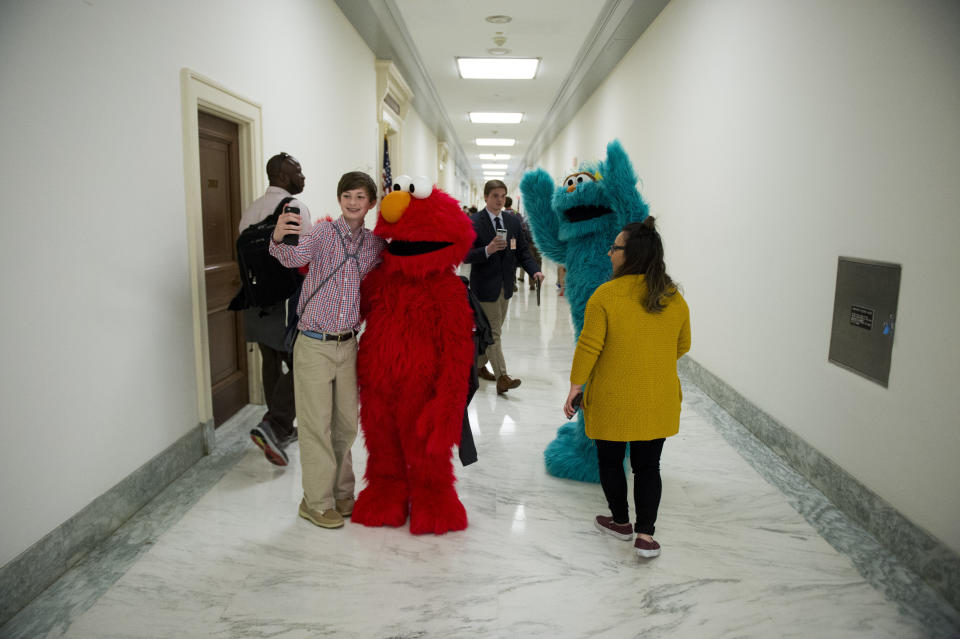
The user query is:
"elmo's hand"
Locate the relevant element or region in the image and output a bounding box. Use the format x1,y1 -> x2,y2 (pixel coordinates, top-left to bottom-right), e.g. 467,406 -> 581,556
415,397 -> 459,456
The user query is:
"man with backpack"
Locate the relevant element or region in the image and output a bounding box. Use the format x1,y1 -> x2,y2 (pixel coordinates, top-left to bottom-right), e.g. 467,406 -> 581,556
237,152 -> 312,467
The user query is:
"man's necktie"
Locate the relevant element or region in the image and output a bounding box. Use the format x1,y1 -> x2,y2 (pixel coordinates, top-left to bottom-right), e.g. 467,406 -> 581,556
494,217 -> 503,231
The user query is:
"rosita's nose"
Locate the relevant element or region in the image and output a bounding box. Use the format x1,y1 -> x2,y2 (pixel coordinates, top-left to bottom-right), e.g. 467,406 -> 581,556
566,185 -> 576,193
381,190 -> 411,223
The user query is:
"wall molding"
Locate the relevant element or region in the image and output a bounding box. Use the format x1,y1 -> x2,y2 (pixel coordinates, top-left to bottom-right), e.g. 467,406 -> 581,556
679,356 -> 960,613
0,421 -> 209,627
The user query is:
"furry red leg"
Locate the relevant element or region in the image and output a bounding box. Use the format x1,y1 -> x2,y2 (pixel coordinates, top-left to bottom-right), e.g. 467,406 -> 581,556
407,453 -> 467,535
352,402 -> 409,528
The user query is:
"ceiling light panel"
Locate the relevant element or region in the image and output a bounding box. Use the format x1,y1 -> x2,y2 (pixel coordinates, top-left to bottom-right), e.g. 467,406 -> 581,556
469,112 -> 523,124
479,154 -> 511,160
476,138 -> 515,147
457,58 -> 539,80
481,164 -> 508,169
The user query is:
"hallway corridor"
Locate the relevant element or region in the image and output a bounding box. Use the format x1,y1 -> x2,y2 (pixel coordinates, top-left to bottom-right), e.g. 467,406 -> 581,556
4,283 -> 958,638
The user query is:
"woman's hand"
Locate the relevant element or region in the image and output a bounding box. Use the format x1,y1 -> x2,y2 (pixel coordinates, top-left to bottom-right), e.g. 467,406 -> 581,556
563,384 -> 584,420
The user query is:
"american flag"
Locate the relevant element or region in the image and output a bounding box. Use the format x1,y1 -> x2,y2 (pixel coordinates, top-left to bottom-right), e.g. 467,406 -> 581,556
381,136 -> 392,196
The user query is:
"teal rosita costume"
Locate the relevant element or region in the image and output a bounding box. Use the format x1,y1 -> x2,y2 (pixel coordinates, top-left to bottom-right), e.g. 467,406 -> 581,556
519,140 -> 649,482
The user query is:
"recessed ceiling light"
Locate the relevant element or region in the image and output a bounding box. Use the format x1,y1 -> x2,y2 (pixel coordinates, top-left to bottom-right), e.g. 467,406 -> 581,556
457,58 -> 539,80
481,164 -> 509,170
479,153 -> 511,160
476,138 -> 515,147
488,47 -> 511,56
484,172 -> 506,177
470,112 -> 523,124
485,15 -> 512,24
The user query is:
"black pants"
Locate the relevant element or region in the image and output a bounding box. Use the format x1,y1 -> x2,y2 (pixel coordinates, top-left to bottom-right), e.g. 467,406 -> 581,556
258,343 -> 296,441
596,438 -> 665,535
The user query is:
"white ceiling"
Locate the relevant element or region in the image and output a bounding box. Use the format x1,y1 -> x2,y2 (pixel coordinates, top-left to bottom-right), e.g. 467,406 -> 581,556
335,0 -> 669,186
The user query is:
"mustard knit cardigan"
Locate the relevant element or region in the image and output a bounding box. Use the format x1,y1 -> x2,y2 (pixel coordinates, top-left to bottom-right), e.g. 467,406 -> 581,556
570,274 -> 691,442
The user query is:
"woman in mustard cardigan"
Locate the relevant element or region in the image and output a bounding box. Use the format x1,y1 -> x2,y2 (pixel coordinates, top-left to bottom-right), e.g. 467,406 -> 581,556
563,217 -> 690,558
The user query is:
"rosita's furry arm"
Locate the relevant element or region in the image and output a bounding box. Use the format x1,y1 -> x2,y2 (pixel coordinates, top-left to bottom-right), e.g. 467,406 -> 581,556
520,168 -> 567,263
602,140 -> 649,226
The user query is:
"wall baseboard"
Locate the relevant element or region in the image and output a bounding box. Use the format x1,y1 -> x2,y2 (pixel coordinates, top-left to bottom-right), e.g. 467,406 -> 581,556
679,356 -> 959,613
0,420 -> 211,627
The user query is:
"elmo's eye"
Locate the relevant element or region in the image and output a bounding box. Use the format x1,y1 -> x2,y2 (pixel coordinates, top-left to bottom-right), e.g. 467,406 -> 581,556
410,176 -> 433,199
392,175 -> 412,193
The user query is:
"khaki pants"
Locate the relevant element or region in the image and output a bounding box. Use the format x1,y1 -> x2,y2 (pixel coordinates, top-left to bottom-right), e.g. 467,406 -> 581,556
478,291 -> 510,378
293,335 -> 358,512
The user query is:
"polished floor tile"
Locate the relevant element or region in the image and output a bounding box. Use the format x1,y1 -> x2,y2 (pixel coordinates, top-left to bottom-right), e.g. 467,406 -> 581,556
4,269 -> 959,638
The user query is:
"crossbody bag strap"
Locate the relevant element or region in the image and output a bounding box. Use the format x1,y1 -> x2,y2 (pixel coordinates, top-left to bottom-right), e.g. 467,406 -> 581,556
297,223 -> 367,313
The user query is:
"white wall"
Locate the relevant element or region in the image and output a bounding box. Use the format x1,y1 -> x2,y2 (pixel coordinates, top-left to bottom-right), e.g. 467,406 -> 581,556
399,108 -> 439,185
0,0 -> 382,566
536,0 -> 960,553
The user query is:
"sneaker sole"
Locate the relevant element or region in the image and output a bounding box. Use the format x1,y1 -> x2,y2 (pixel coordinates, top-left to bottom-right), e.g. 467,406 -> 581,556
635,547 -> 661,558
298,507 -> 344,529
594,519 -> 633,541
250,431 -> 288,467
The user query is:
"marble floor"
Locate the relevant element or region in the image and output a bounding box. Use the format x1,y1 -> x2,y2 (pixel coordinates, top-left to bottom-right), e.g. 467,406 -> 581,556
4,273 -> 960,638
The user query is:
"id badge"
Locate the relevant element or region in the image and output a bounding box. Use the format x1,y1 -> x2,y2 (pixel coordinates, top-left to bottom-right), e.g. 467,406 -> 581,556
510,238 -> 517,250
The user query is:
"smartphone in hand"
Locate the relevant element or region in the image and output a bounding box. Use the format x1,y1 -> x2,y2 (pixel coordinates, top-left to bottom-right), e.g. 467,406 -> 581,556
571,392 -> 583,411
282,205 -> 300,246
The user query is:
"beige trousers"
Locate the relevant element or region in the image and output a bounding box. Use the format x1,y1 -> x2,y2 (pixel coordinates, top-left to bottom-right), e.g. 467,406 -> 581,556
293,335 -> 358,512
477,291 -> 510,378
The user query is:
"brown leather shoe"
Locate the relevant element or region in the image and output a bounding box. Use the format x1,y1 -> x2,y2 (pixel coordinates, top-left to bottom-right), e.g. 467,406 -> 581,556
496,375 -> 521,394
478,366 -> 496,381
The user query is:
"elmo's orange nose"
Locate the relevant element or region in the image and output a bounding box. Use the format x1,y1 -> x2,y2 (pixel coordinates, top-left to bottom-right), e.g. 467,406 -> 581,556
381,191 -> 411,223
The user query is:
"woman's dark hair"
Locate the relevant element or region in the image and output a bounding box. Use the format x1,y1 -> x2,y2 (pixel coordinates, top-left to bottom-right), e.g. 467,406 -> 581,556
613,216 -> 677,313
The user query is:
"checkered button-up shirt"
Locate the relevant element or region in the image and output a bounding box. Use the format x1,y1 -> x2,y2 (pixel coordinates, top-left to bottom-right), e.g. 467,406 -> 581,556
269,217 -> 385,333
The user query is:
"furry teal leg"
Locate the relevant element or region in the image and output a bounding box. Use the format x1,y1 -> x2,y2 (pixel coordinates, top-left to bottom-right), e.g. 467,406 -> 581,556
544,413 -> 600,483
544,413 -> 630,483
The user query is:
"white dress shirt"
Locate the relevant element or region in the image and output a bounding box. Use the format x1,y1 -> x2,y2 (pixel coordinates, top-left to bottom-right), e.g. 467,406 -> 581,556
238,186 -> 313,232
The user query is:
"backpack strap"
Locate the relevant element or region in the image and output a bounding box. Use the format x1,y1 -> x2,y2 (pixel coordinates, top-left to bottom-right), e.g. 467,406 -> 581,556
270,196 -> 296,223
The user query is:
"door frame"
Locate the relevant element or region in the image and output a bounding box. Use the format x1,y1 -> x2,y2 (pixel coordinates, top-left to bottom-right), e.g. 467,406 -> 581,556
180,69 -> 264,447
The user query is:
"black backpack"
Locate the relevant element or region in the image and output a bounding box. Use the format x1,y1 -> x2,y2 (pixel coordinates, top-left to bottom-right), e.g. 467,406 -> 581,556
234,196 -> 301,309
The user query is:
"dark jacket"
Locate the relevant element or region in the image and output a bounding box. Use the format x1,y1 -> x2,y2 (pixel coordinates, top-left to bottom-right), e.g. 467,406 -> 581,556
463,208 -> 541,302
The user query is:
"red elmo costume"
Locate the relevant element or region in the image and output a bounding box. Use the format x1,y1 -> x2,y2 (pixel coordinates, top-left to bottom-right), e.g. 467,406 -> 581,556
352,180 -> 476,534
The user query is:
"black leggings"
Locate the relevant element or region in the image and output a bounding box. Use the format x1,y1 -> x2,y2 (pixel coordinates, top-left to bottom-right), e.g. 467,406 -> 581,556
595,438 -> 665,535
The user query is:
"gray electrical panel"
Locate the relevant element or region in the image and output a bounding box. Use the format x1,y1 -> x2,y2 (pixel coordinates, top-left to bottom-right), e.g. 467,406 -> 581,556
828,257 -> 901,387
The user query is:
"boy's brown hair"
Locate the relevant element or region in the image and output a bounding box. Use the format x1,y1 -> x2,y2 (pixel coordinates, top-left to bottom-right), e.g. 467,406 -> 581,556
337,171 -> 378,201
484,179 -> 507,197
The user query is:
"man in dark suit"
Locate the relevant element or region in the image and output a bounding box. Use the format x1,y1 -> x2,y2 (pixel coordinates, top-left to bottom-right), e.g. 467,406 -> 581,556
464,180 -> 544,394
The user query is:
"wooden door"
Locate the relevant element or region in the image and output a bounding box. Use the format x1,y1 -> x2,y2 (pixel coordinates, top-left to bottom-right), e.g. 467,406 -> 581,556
198,111 -> 247,426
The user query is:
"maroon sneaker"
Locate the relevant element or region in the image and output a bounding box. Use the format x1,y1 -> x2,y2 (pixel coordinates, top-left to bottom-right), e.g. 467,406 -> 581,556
634,536 -> 661,558
594,515 -> 633,541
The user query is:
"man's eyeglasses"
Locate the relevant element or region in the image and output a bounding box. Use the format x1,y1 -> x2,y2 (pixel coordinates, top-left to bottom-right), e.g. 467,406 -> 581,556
608,244 -> 626,252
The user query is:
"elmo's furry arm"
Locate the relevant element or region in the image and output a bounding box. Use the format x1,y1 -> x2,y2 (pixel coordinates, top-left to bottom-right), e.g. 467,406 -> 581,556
414,285 -> 474,456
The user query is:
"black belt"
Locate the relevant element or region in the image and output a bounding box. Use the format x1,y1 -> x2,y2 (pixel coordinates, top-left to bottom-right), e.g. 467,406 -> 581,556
302,329 -> 357,342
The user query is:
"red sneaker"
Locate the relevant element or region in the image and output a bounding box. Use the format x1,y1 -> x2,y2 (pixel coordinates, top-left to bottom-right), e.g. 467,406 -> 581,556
634,536 -> 661,558
594,515 -> 633,541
